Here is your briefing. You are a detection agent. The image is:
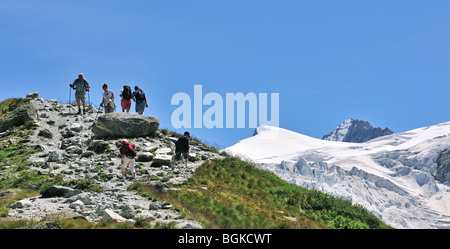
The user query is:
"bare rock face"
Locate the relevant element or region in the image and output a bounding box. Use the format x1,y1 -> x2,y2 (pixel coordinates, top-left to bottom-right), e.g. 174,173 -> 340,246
92,112 -> 159,138
323,118 -> 394,143
436,149 -> 450,183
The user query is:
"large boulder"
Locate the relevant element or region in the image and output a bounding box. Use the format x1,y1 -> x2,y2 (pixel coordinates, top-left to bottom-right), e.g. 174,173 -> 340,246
152,154 -> 172,166
92,112 -> 159,138
0,103 -> 37,132
41,186 -> 82,198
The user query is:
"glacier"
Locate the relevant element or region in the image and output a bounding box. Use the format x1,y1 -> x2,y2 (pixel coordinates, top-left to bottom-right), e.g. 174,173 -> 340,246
224,122 -> 450,229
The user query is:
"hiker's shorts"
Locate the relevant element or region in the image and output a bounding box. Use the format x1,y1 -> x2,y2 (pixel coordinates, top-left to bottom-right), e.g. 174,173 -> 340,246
104,105 -> 115,113
121,99 -> 131,110
175,152 -> 188,160
136,101 -> 146,113
121,156 -> 135,174
75,92 -> 86,102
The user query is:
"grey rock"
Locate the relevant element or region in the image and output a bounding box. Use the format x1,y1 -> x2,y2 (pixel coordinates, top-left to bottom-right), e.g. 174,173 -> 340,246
92,112 -> 159,138
167,177 -> 187,187
22,221 -> 62,229
69,123 -> 82,132
155,148 -> 171,154
84,172 -> 99,180
38,129 -> 53,139
47,152 -> 61,162
10,200 -> 31,209
152,154 -> 172,166
41,186 -> 82,198
137,152 -> 153,162
101,209 -> 127,222
69,200 -> 85,209
88,140 -> 110,154
81,151 -> 94,158
0,103 -> 37,132
149,201 -> 163,210
175,221 -> 203,229
120,204 -> 136,219
26,92 -> 39,99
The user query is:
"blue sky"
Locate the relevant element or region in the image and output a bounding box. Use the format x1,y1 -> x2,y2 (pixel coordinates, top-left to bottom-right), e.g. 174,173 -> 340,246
1,0 -> 449,148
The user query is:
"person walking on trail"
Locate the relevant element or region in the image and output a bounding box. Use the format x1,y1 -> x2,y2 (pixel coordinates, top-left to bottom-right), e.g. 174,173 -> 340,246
132,85 -> 148,115
100,83 -> 116,113
173,132 -> 190,167
119,139 -> 136,181
120,85 -> 132,113
70,73 -> 90,114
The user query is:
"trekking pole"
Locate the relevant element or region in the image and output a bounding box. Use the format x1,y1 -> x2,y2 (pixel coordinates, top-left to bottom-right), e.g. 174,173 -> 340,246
91,103 -> 103,128
69,85 -> 72,114
95,103 -> 102,120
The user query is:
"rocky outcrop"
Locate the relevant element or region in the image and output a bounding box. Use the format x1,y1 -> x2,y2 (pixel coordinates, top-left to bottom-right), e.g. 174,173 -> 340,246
41,186 -> 82,198
323,118 -> 394,143
0,102 -> 37,132
3,95 -> 225,228
92,112 -> 160,138
436,149 -> 450,183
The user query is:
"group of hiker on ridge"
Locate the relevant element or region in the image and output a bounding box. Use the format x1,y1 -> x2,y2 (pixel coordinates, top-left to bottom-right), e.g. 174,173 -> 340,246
69,73 -> 148,115
70,73 -> 191,181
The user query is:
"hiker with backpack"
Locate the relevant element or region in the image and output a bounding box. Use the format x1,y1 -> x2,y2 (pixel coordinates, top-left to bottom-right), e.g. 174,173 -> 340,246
132,85 -> 148,115
69,73 -> 90,114
119,139 -> 136,181
173,132 -> 190,167
120,85 -> 133,113
100,83 -> 116,113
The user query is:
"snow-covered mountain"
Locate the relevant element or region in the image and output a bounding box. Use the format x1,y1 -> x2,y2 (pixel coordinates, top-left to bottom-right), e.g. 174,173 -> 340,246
323,118 -> 394,143
224,122 -> 450,229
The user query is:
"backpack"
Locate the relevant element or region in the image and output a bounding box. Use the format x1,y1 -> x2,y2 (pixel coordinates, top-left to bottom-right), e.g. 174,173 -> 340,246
83,80 -> 90,92
123,86 -> 132,100
73,79 -> 90,92
175,136 -> 189,152
120,142 -> 136,159
135,89 -> 146,102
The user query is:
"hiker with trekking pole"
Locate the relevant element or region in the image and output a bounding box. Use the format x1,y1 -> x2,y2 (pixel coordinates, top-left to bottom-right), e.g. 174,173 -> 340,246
69,73 -> 90,114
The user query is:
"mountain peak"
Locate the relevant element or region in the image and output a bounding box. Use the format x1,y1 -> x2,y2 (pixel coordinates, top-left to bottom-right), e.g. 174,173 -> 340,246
322,119 -> 394,143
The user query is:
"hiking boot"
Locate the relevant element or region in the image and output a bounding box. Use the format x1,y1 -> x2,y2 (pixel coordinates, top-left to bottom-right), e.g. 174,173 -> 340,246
78,109 -> 81,114
83,109 -> 86,114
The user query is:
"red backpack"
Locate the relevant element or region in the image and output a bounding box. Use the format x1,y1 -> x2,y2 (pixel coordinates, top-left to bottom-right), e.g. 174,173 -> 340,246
120,142 -> 136,158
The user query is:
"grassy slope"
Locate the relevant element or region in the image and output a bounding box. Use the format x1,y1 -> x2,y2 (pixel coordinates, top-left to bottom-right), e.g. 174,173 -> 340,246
129,157 -> 390,229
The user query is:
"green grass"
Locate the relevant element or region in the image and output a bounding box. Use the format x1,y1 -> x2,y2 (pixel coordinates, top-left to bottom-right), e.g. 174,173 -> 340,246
0,189 -> 39,218
129,157 -> 391,229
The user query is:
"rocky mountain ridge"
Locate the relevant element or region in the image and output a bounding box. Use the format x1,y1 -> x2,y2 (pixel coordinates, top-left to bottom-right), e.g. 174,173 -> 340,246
322,118 -> 394,143
1,93 -> 224,228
